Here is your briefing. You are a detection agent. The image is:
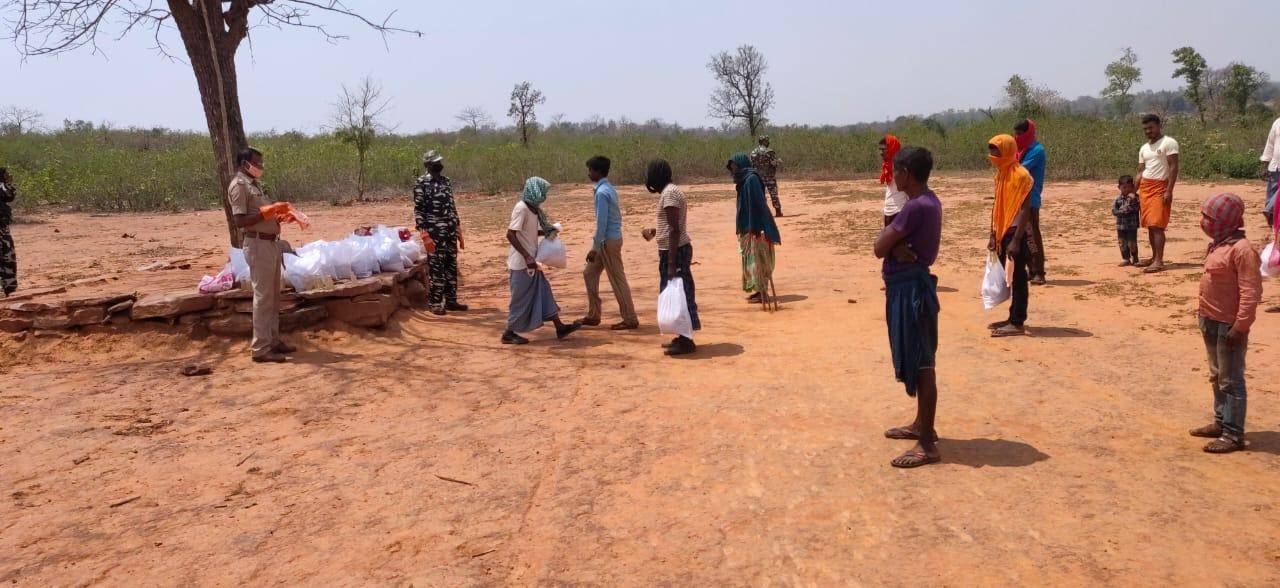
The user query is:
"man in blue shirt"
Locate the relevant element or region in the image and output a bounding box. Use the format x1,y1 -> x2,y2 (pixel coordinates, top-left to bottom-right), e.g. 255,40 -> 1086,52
1015,119 -> 1048,285
581,156 -> 639,329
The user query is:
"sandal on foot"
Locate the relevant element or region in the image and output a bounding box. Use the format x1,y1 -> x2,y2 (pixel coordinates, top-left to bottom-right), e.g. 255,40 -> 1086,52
991,324 -> 1027,337
884,427 -> 938,442
1189,423 -> 1223,438
987,320 -> 1010,331
1203,436 -> 1244,454
1135,259 -> 1154,268
891,451 -> 941,468
1142,265 -> 1166,274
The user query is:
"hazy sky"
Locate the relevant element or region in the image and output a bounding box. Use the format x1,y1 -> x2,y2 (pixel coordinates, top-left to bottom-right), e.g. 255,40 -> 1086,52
4,0 -> 1277,133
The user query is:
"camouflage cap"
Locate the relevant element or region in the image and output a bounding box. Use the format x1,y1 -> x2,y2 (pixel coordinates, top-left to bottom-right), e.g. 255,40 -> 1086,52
422,150 -> 444,165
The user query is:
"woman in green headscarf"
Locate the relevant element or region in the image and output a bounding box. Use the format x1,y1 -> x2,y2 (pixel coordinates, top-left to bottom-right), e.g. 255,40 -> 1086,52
728,154 -> 782,303
502,177 -> 581,345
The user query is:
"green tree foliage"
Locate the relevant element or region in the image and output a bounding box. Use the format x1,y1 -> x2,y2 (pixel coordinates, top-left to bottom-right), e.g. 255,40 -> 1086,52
1102,48 -> 1142,116
1003,75 -> 1061,118
1223,62 -> 1270,117
1171,47 -> 1208,123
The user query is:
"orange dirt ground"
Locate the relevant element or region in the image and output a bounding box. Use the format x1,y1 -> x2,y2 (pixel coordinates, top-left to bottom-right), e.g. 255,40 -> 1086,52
2,175 -> 1278,585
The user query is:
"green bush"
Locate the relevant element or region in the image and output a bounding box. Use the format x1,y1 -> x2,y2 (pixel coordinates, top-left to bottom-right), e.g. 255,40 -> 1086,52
0,114 -> 1270,212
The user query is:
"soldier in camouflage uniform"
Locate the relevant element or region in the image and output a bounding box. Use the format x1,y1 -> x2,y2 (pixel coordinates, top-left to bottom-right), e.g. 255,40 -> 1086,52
750,136 -> 783,217
0,168 -> 17,296
413,150 -> 468,315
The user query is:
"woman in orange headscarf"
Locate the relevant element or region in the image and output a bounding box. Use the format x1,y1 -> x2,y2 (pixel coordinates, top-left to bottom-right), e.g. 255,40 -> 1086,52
987,134 -> 1034,337
880,134 -> 905,225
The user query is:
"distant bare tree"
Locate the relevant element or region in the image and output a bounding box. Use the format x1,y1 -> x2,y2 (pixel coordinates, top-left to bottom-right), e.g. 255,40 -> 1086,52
454,106 -> 492,133
507,81 -> 545,147
331,76 -> 390,201
0,106 -> 43,135
707,45 -> 774,136
0,1 -> 420,246
1002,75 -> 1061,118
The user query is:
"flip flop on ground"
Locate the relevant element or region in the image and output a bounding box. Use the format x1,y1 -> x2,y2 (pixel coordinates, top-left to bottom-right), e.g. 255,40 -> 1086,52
1203,436 -> 1245,454
891,450 -> 941,468
991,324 -> 1027,337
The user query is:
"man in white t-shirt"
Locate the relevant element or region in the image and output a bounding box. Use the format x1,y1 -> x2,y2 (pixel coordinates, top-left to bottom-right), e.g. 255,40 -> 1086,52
1134,114 -> 1180,273
1260,115 -> 1280,227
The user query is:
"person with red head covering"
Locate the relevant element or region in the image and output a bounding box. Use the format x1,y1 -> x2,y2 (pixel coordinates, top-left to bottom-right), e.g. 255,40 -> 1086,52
1014,119 -> 1048,284
1189,193 -> 1261,454
879,134 -> 906,225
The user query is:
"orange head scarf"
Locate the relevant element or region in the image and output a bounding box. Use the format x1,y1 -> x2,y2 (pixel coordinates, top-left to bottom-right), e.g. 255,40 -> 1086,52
989,134 -> 1033,242
879,134 -> 901,185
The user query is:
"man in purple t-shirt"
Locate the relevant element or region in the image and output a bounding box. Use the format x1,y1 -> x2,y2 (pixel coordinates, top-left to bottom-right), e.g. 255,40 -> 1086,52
873,146 -> 943,469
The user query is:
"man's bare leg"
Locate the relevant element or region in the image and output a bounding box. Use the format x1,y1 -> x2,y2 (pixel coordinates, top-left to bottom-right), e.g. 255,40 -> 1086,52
891,369 -> 940,467
1147,228 -> 1167,271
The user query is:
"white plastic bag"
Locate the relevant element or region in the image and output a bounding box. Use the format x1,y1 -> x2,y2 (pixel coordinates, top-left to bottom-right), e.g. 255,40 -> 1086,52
1262,241 -> 1280,279
375,235 -> 406,273
347,236 -> 380,278
981,252 -> 1011,310
283,252 -> 333,293
536,236 -> 567,269
228,248 -> 251,285
326,241 -> 357,281
399,240 -> 424,264
657,278 -> 693,340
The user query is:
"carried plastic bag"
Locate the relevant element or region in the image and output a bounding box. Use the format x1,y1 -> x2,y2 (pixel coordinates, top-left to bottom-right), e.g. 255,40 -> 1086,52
981,252 -> 1011,309
283,252 -> 333,293
536,236 -> 567,269
1261,222 -> 1280,279
657,278 -> 693,340
1262,241 -> 1280,279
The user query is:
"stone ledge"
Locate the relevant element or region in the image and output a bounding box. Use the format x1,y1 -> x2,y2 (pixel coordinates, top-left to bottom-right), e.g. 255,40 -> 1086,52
3,260 -> 429,337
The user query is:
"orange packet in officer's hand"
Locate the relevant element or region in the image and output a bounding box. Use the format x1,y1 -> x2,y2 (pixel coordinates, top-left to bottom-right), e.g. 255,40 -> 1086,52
283,204 -> 312,230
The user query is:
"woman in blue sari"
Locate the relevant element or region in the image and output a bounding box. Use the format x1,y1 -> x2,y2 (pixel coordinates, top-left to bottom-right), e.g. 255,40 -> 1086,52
727,154 -> 782,303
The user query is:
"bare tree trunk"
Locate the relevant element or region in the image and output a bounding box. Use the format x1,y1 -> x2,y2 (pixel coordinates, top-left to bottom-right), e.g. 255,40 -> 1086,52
171,0 -> 248,248
520,118 -> 529,146
357,150 -> 367,200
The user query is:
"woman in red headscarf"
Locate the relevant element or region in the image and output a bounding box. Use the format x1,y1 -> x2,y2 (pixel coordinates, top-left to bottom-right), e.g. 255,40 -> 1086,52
880,134 -> 905,226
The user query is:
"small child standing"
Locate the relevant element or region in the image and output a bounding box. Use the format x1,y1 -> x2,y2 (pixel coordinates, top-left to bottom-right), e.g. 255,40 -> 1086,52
1190,193 -> 1262,454
1112,175 -> 1141,266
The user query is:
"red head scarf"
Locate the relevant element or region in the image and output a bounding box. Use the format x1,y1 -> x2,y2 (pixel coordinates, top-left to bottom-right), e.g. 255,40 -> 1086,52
880,134 -> 901,185
1200,193 -> 1245,250
1014,119 -> 1036,160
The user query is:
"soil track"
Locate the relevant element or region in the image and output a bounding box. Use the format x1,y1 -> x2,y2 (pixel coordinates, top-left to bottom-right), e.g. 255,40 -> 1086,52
2,176 -> 1279,585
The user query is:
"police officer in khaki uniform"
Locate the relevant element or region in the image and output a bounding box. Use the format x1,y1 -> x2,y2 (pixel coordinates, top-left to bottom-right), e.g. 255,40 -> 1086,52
227,147 -> 295,363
